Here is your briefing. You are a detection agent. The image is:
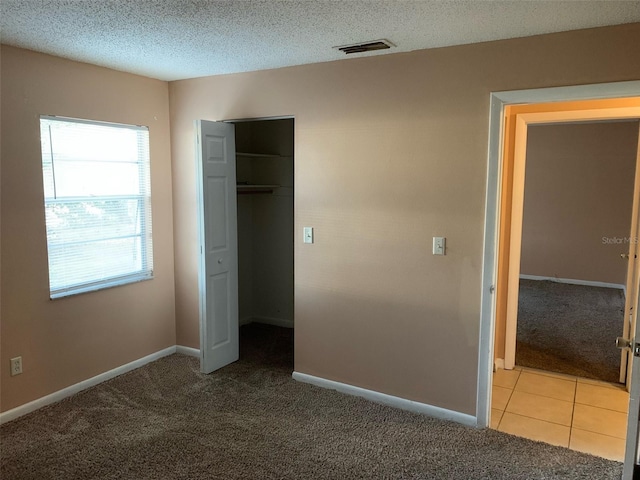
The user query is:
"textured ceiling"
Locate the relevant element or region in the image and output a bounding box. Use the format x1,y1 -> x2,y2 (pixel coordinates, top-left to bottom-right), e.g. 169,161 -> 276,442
1,1 -> 639,81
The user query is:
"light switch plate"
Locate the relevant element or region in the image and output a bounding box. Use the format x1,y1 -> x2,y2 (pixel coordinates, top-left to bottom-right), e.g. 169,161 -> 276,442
433,237 -> 446,255
303,227 -> 314,244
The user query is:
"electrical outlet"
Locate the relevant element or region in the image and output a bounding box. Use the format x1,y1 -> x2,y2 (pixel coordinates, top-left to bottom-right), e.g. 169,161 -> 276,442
10,356 -> 22,376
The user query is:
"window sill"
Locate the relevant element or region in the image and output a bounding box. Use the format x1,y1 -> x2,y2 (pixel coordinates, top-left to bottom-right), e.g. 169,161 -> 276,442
49,273 -> 154,300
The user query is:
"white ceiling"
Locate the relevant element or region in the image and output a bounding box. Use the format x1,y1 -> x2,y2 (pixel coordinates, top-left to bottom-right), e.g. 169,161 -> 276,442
1,1 -> 639,82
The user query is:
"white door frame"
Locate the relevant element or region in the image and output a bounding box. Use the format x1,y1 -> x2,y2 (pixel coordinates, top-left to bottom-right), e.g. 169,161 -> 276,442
223,115 -> 295,123
477,80 -> 640,429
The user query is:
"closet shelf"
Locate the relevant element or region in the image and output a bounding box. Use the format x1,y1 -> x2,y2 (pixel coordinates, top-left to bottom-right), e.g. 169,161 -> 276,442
237,184 -> 280,194
236,152 -> 283,159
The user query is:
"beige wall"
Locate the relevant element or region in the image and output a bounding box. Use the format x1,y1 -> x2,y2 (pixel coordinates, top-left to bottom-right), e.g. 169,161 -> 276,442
521,122 -> 639,285
0,46 -> 176,412
170,24 -> 640,415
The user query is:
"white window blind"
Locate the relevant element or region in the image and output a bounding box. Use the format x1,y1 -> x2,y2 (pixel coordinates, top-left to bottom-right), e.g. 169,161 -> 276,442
40,116 -> 153,299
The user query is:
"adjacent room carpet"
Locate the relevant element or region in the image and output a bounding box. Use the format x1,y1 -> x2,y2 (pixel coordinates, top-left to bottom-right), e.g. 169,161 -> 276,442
516,279 -> 626,383
1,323 -> 622,479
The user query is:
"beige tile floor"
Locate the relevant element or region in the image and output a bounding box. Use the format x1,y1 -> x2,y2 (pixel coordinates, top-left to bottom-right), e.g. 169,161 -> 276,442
491,366 -> 629,461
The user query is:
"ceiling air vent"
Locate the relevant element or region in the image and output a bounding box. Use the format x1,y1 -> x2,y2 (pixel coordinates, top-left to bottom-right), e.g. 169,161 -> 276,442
335,39 -> 395,55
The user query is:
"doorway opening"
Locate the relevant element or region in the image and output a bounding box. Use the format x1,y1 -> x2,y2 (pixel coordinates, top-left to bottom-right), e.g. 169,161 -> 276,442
491,114 -> 640,461
476,87 -> 640,467
515,120 -> 638,384
497,101 -> 640,385
231,118 -> 295,372
196,116 -> 295,377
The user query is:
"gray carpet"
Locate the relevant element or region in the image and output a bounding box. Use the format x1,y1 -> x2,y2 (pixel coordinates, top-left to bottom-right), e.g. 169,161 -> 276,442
516,280 -> 626,383
1,324 -> 622,479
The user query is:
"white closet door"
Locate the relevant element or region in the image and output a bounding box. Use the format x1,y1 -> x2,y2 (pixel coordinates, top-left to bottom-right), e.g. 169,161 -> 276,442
196,120 -> 239,374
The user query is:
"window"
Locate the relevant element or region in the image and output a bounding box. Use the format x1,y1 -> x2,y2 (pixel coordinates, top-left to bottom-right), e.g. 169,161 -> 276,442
40,116 -> 153,299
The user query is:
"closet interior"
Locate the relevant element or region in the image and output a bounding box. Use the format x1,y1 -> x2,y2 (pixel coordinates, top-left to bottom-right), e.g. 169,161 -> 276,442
233,118 -> 294,339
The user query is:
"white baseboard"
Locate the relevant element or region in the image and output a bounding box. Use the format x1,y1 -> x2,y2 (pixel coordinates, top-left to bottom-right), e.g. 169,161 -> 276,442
494,358 -> 505,372
176,345 -> 200,357
520,274 -> 625,293
245,316 -> 294,329
292,371 -> 477,428
0,345 -> 180,425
